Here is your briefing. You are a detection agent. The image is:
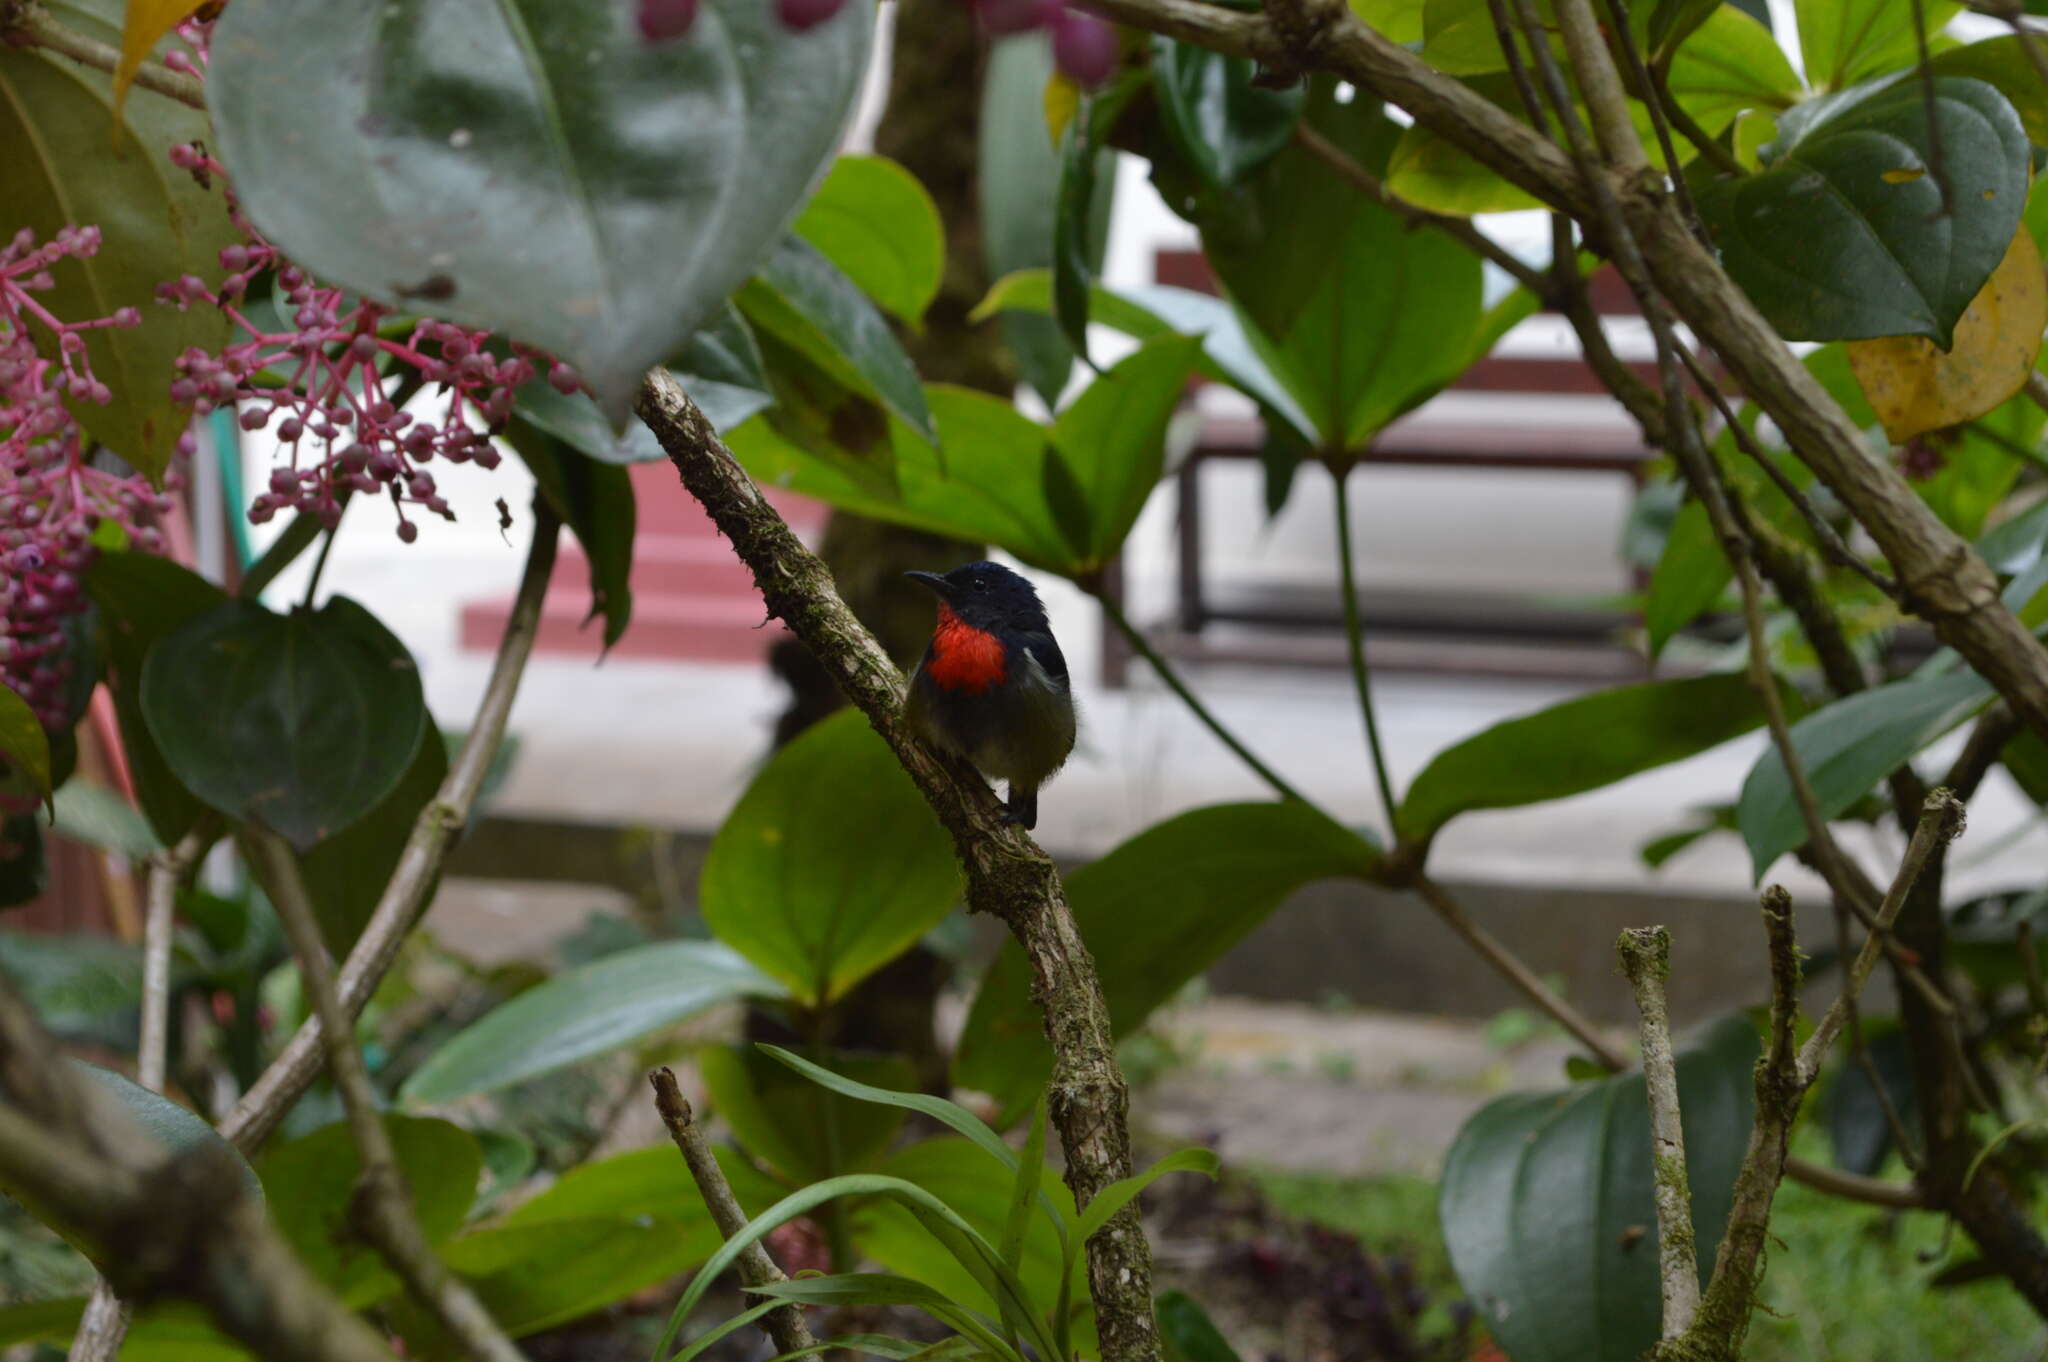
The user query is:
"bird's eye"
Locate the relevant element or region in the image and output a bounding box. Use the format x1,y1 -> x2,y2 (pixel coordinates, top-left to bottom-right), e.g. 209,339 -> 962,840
973,578 -> 989,592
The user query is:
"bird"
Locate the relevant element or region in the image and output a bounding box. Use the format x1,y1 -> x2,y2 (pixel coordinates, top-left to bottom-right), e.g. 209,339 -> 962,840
901,561 -> 1076,831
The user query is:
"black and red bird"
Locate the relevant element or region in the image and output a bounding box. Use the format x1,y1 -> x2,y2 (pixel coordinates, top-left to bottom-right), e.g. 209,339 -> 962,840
903,561 -> 1076,830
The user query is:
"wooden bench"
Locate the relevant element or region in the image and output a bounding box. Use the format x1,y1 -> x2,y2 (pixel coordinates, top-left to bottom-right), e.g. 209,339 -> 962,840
1099,249 -> 1664,687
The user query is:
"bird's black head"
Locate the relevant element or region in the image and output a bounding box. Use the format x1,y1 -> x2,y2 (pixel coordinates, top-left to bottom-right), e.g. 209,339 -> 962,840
905,561 -> 1050,632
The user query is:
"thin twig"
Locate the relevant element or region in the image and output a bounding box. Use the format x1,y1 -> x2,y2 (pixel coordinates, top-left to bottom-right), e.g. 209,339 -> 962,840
1652,62 -> 1746,177
1331,466 -> 1400,834
218,505 -> 560,1152
0,0 -> 206,107
1802,791 -> 1967,1081
1833,900 -> 1923,1172
1291,123 -> 1550,293
649,1068 -> 815,1357
1617,926 -> 1701,1338
1596,0 -> 1705,241
247,830 -> 526,1362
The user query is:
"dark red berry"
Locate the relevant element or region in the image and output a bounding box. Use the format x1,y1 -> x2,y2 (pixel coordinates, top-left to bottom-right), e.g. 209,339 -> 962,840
636,0 -> 697,43
776,0 -> 844,29
1050,7 -> 1117,88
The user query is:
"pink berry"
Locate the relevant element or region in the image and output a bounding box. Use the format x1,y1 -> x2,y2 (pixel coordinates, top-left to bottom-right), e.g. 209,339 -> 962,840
776,0 -> 844,28
976,0 -> 1055,34
636,0 -> 696,43
1049,7 -> 1118,88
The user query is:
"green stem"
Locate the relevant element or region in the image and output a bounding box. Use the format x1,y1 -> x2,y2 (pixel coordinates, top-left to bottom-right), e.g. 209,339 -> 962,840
301,523 -> 339,611
1331,466 -> 1401,833
1093,589 -> 1311,805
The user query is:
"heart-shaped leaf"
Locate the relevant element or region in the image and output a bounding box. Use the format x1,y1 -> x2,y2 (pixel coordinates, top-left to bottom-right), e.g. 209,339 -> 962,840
794,156 -> 945,328
1151,37 -> 1305,189
207,0 -> 873,418
140,596 -> 427,850
1697,77 -> 2029,346
0,0 -> 235,477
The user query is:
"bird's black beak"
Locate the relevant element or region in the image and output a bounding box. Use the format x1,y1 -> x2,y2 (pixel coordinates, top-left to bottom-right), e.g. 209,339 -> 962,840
903,570 -> 952,600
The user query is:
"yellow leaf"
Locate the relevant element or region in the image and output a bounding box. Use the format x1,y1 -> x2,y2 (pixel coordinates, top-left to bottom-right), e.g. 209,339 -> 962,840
1044,72 -> 1080,148
113,0 -> 207,117
1846,226 -> 2047,444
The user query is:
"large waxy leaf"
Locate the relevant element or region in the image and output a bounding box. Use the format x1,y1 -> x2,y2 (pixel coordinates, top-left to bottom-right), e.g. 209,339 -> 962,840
1441,1016 -> 1757,1362
1193,79 -> 1484,450
1796,0 -> 1959,91
953,802 -> 1381,1115
1930,36 -> 2048,146
794,155 -> 945,329
86,553 -> 223,841
259,1116 -> 476,1301
1150,38 -> 1305,190
509,423 -> 637,649
298,714 -> 448,954
1737,667 -> 1994,877
0,0 -> 234,477
1047,334 -> 1203,571
700,1044 -> 916,1185
1644,499 -> 1730,657
0,685 -> 50,804
1397,672 -> 1789,851
207,0 -> 872,418
1697,77 -> 2029,347
702,709 -> 959,1007
400,940 -> 786,1104
140,596 -> 427,850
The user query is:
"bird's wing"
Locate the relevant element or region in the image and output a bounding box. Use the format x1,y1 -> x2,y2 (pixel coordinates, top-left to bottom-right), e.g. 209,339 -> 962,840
1018,630 -> 1070,689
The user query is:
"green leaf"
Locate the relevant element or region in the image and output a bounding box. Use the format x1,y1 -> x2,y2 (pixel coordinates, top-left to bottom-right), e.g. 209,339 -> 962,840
298,713 -> 448,954
1930,36 -> 2048,146
2007,729 -> 2048,804
1157,1290 -> 1243,1362
740,236 -> 936,446
1822,1021 -> 1918,1175
1648,0 -> 1722,63
980,34 -> 1112,409
208,0 -> 872,419
1919,392 -> 2039,538
1662,5 -> 1803,128
700,1044 -> 915,1184
1696,77 -> 2029,347
259,1115 -> 475,1301
0,0 -> 234,477
1645,498 -> 1732,656
1796,0 -> 1958,90
1440,1016 -> 1758,1362
1000,1101 -> 1048,1276
400,940 -> 785,1104
1195,79 -> 1485,448
750,1272 -> 973,1308
238,506 -> 328,601
758,1044 -> 1023,1176
1049,334 -> 1204,570
702,709 -> 960,1005
1054,73 -> 1146,367
953,803 -> 1381,1113
1398,672 -> 1787,849
141,596 -> 427,850
795,155 -> 946,328
1386,112 -> 1545,216
1978,496 -> 2048,573
430,1215 -> 721,1344
508,423 -> 637,649
1737,667 -> 1993,877
1150,38 -> 1305,189
1074,1147 -> 1219,1241
50,781 -> 162,860
0,684 -> 50,803
85,553 -> 224,841
0,931 -> 144,1045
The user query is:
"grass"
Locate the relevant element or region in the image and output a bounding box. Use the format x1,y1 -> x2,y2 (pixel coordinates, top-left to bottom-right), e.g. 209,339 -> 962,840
1250,1140 -> 2048,1361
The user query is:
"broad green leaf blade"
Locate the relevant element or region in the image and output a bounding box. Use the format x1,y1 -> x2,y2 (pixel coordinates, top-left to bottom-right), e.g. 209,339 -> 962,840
740,236 -> 936,445
298,714 -> 448,954
140,596 -> 427,850
758,1044 -> 1021,1174
50,781 -> 162,860
510,423 -> 638,648
1737,667 -> 1994,877
702,709 -> 960,1005
1397,672 -> 1787,849
1662,5 -> 1802,129
400,940 -> 786,1104
1,1062 -> 261,1265
1050,333 -> 1204,569
0,0 -> 233,477
1194,79 -> 1485,448
1929,36 -> 2048,146
207,0 -> 872,418
429,1214 -> 722,1343
1440,1016 -> 1757,1362
1697,77 -> 2029,346
0,931 -> 145,1046
87,553 -> 224,841
953,803 -> 1381,1113
700,1043 -> 915,1185
1821,1022 -> 1918,1175
0,684 -> 50,803
1151,37 -> 1305,189
750,1272 -> 985,1308
259,1115 -> 475,1302
1796,0 -> 1958,90
1157,1290 -> 1243,1362
1073,1147 -> 1220,1241
1644,498 -> 1732,656
795,155 -> 946,329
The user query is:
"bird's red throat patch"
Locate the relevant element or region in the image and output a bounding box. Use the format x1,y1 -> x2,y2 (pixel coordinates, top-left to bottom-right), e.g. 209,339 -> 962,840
926,604 -> 1007,695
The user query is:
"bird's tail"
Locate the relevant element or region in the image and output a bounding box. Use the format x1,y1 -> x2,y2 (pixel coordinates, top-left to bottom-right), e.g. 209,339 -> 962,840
1007,785 -> 1038,830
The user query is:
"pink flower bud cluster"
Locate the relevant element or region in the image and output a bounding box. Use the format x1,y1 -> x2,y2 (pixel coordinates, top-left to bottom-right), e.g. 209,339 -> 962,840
1,227 -> 176,729
159,144 -> 580,544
